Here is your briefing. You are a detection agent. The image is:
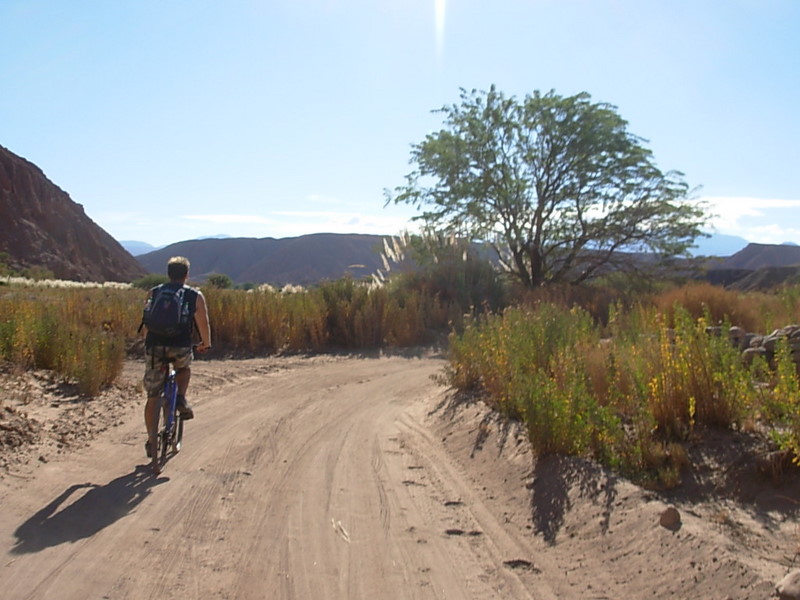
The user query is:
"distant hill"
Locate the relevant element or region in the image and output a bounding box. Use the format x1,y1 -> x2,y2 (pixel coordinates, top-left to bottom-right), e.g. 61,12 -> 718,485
136,233 -> 388,285
135,235 -> 800,289
709,243 -> 800,270
691,233 -> 749,257
120,240 -> 158,256
702,243 -> 800,290
0,145 -> 146,282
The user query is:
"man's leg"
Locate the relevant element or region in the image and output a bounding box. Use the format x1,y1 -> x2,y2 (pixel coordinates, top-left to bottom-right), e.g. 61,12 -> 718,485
175,366 -> 190,397
174,366 -> 194,419
144,395 -> 159,457
143,347 -> 163,456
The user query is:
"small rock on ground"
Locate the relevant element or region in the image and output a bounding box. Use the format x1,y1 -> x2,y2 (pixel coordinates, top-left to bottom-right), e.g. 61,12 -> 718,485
776,569 -> 800,600
659,506 -> 681,531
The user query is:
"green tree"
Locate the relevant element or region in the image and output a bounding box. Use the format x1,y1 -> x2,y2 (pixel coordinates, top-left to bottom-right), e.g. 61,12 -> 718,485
206,273 -> 233,289
131,273 -> 169,290
388,87 -> 708,287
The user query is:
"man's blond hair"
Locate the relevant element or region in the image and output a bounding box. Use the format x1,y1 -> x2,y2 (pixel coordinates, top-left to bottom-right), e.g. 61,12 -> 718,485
167,256 -> 190,281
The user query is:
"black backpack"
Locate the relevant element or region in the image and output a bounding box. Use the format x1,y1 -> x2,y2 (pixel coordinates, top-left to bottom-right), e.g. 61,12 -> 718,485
141,285 -> 192,338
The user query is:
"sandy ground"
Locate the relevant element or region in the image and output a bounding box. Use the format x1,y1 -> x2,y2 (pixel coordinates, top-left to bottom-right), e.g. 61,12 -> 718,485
1,351 -> 799,599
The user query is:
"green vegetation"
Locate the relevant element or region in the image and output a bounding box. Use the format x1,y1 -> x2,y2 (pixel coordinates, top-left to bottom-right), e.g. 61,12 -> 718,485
379,229 -> 507,316
388,86 -> 708,287
0,263 -> 482,394
0,287 -> 138,395
378,85 -> 800,487
3,269 -> 800,487
131,273 -> 169,290
446,284 -> 800,488
206,273 -> 234,289
206,275 -> 458,354
0,252 -> 56,281
0,252 -> 11,277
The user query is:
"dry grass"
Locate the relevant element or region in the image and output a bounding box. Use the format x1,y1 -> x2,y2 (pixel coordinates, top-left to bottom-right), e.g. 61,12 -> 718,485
447,284 -> 800,487
7,271 -> 800,489
651,281 -> 800,333
0,272 -> 467,393
0,285 -> 137,395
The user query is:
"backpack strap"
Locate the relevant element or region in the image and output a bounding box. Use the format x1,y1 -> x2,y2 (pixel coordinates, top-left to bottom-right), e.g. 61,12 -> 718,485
138,285 -> 161,334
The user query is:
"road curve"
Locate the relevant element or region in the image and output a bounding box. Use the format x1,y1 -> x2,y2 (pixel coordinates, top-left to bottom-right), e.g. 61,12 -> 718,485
0,353 -> 555,600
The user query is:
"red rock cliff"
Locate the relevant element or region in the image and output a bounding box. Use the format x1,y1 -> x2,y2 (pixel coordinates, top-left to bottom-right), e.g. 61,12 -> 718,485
0,145 -> 145,282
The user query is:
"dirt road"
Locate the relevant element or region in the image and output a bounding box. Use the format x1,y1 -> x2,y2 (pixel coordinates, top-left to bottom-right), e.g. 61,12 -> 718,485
0,353 -> 554,599
0,352 -> 795,599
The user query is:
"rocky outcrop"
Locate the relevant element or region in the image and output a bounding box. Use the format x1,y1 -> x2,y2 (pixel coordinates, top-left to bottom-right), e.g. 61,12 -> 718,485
707,323 -> 800,374
0,145 -> 145,282
738,325 -> 800,371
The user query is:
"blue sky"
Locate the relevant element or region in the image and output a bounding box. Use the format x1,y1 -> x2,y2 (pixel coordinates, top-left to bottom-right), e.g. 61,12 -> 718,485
1,0 -> 798,248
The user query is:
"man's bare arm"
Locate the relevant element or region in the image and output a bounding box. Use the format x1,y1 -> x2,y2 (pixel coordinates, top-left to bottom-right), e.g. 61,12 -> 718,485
194,291 -> 212,351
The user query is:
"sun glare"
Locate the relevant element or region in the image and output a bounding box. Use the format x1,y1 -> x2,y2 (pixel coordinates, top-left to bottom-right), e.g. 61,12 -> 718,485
435,0 -> 446,61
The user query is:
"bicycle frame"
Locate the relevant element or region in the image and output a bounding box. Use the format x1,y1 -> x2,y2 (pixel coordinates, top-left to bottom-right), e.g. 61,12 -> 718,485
151,357 -> 184,474
161,362 -> 178,437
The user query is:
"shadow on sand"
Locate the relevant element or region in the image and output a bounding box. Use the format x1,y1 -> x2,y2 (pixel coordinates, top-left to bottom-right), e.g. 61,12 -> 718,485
12,465 -> 165,554
530,454 -> 618,545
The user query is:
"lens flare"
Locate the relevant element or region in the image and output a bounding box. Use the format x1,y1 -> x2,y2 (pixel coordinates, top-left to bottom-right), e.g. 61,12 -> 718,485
435,0 -> 446,62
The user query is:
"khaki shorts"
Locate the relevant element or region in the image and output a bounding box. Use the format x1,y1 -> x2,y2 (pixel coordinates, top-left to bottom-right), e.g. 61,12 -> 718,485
143,346 -> 193,397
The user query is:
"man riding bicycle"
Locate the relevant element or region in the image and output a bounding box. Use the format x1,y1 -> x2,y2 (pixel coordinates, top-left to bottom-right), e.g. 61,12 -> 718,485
141,256 -> 211,458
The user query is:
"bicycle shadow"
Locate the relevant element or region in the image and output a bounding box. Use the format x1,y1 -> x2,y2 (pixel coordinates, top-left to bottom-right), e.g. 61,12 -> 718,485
11,465 -> 165,555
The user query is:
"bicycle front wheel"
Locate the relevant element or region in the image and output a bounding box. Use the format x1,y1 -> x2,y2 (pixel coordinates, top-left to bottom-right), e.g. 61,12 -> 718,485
173,416 -> 184,453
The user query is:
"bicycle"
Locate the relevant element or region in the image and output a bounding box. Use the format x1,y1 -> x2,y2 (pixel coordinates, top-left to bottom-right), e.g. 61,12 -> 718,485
150,354 -> 185,475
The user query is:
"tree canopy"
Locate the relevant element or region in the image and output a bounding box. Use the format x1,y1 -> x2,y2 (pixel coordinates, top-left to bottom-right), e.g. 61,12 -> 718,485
388,87 -> 708,287
206,273 -> 234,289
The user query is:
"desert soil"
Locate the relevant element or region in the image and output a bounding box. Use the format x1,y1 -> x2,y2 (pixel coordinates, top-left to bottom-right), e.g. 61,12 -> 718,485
0,351 -> 798,600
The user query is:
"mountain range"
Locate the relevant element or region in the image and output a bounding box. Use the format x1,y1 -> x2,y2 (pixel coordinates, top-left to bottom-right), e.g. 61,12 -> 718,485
135,234 -> 388,285
119,240 -> 158,256
122,232 -> 757,260
133,236 -> 800,290
5,142 -> 800,290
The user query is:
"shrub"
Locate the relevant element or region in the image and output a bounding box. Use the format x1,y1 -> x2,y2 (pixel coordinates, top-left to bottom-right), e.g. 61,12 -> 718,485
0,286 -> 138,395
652,282 -> 764,333
445,291 -> 799,487
206,273 -> 234,289
131,273 -> 168,290
22,266 -> 56,281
